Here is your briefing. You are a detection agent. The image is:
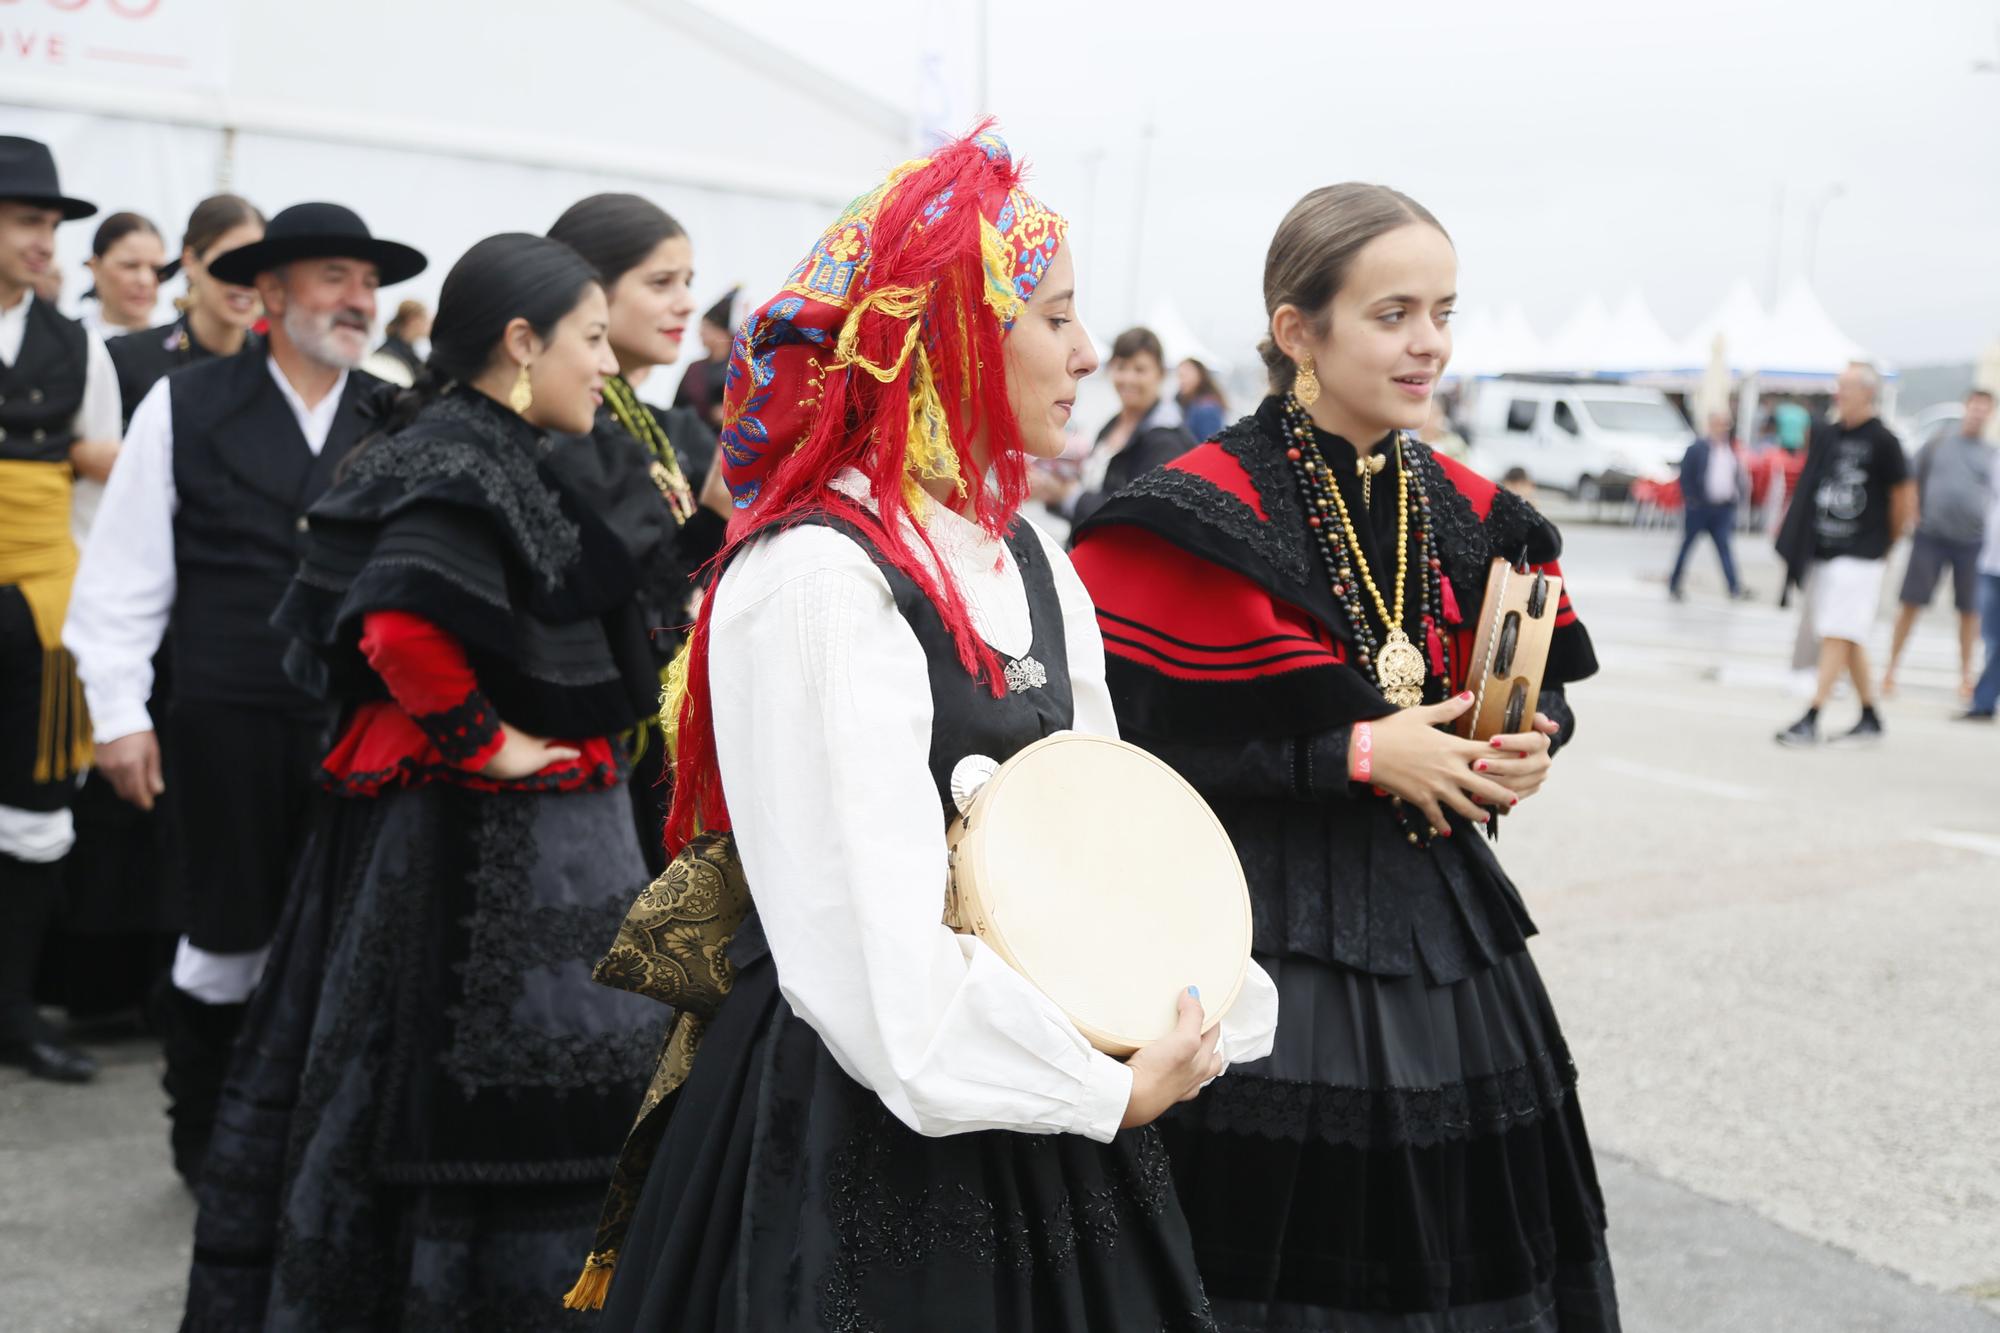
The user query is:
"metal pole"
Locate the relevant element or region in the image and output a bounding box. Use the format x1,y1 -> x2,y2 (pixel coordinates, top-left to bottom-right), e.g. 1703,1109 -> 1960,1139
1126,121 -> 1155,330
1803,183 -> 1845,292
1767,185 -> 1787,308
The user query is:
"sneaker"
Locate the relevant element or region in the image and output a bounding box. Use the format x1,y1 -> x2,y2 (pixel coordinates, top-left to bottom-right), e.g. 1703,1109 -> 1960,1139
1667,586 -> 1685,602
1832,709 -> 1884,744
1731,586 -> 1757,601
1953,709 -> 1995,723
1774,712 -> 1819,747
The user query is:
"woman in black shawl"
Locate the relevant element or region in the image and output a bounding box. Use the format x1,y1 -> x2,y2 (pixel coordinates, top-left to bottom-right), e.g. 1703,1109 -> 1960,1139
182,234 -> 670,1331
1070,185 -> 1619,1331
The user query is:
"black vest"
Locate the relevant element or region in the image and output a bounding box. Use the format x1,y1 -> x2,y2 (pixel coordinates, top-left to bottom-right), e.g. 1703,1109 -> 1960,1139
168,352 -> 380,709
0,297 -> 88,464
730,514 -> 1075,972
106,316 -> 243,430
804,514 -> 1075,817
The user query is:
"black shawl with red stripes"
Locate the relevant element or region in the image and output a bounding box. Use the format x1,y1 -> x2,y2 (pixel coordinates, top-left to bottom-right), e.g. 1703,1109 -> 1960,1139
1071,397 -> 1598,745
1068,399 -> 1599,983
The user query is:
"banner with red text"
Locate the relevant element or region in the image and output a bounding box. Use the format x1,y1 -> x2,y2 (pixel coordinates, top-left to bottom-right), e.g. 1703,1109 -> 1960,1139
2,0 -> 227,96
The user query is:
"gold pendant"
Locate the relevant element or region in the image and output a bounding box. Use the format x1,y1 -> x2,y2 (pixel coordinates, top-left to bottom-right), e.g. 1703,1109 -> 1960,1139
1376,627 -> 1427,708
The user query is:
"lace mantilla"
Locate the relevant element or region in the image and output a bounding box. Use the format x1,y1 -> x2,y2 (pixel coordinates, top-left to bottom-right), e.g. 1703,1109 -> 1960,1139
1108,415 -> 1313,589
342,395 -> 582,590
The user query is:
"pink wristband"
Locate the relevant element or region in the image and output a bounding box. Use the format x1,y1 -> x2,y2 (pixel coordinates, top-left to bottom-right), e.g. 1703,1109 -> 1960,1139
1350,721 -> 1373,783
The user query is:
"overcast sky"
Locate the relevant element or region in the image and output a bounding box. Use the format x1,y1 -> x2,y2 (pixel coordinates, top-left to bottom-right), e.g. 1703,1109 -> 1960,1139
709,0 -> 2000,370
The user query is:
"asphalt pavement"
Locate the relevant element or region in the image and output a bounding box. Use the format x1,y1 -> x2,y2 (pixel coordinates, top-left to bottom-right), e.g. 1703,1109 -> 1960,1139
2,509 -> 1996,1331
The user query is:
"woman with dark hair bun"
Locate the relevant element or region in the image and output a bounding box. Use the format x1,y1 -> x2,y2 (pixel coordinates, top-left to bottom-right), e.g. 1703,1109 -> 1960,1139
105,194 -> 266,426
80,211 -> 165,337
547,192 -> 733,874
182,232 -> 672,1330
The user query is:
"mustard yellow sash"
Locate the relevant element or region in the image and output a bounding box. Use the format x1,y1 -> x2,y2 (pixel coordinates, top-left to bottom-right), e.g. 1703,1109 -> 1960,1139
0,459 -> 92,782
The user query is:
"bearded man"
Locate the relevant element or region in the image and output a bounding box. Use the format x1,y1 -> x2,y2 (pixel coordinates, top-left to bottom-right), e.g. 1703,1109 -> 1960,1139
63,203 -> 425,1184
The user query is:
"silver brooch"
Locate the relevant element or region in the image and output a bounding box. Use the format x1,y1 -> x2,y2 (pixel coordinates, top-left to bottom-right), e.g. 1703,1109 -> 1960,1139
1003,656 -> 1047,693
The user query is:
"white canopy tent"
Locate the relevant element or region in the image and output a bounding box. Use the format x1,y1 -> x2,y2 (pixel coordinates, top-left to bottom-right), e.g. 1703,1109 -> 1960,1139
1542,294 -> 1615,376
1,0 -> 914,404
1597,289 -> 1683,377
1446,303 -> 1547,379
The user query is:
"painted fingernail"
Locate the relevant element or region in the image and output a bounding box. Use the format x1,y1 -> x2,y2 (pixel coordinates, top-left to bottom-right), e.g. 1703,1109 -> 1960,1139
1511,796 -> 1520,806
1491,737 -> 1506,748
1458,690 -> 1474,701
1474,760 -> 1489,772
1187,985 -> 1200,999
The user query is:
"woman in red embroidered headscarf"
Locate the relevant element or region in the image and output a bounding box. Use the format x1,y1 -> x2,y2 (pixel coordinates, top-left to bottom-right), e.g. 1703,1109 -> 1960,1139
594,125 -> 1275,1333
1069,187 -> 1618,1330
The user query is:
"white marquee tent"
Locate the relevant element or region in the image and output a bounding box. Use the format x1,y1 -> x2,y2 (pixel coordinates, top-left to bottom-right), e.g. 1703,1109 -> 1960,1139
1,0 -> 915,403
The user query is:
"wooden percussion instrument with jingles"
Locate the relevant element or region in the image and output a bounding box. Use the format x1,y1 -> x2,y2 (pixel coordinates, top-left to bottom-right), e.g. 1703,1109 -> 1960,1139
1455,557 -> 1562,742
942,732 -> 1253,1057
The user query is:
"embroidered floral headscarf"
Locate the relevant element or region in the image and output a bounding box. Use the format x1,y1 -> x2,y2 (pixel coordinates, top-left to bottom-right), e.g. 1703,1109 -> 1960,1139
718,126 -> 1067,513
669,124 -> 1070,853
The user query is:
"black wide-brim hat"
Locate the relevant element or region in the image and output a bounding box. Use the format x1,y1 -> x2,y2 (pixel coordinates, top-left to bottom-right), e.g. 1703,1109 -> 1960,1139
208,201 -> 426,286
0,136 -> 97,221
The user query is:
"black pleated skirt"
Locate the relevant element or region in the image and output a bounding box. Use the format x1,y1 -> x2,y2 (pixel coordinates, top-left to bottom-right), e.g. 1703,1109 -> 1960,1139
183,783 -> 665,1332
1162,949 -> 1620,1332
601,924 -> 1218,1333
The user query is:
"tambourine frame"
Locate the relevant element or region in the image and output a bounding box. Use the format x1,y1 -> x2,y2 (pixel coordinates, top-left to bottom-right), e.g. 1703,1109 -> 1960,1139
944,733 -> 1253,1057
1454,558 -> 1560,742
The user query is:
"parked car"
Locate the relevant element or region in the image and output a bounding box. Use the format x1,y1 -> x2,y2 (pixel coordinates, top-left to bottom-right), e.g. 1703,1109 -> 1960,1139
1467,379 -> 1691,501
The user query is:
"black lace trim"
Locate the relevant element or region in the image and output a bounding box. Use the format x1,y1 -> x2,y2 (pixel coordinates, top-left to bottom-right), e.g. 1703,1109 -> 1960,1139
1212,414 -> 1316,587
436,796 -> 659,1099
1181,1049 -> 1578,1150
315,756 -> 624,798
275,810 -> 405,1326
816,1107 -> 1210,1332
342,393 -> 581,590
411,689 -> 501,763
1110,415 -> 1313,591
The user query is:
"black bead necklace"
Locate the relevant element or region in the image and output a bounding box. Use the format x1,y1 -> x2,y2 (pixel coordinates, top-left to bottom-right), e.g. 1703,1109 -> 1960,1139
1280,392 -> 1449,706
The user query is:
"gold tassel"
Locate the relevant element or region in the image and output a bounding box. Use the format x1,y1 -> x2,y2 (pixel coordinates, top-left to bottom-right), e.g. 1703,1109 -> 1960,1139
30,648 -> 89,784
902,349 -> 963,498
562,1252 -> 616,1311
830,285 -> 930,383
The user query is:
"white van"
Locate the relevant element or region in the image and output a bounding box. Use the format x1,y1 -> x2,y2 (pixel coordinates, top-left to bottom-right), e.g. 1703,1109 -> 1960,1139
1467,380 -> 1691,501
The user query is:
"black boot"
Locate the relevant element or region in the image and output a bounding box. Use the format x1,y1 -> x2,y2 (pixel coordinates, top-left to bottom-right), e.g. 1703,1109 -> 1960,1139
156,978 -> 246,1186
1834,705 -> 1885,743
1774,707 -> 1820,747
0,853 -> 97,1083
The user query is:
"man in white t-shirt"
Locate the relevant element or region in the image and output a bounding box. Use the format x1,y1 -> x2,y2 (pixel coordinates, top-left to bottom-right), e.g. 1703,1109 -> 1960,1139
1774,362 -> 1914,745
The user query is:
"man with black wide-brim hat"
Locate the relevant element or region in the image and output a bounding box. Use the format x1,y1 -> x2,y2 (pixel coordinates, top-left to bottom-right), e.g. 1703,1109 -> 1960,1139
65,201 -> 425,1181
0,136 -> 123,1085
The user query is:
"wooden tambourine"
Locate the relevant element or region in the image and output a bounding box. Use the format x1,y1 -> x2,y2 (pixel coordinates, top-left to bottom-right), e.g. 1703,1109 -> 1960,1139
943,733 -> 1253,1057
1455,558 -> 1561,742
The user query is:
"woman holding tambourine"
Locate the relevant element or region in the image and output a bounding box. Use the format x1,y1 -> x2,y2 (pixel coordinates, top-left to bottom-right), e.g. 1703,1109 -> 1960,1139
1071,187 -> 1618,1331
592,127 -> 1277,1332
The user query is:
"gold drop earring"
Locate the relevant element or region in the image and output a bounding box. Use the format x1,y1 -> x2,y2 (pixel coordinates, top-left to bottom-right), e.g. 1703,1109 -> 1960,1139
508,363 -> 534,415
1293,351 -> 1321,409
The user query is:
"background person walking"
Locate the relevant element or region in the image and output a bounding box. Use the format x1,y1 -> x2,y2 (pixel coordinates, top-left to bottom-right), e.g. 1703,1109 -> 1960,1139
1881,387 -> 1994,701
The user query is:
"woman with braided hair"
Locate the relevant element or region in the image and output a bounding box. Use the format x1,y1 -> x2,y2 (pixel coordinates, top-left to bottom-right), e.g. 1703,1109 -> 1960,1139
1070,186 -> 1619,1330
595,126 -> 1276,1333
